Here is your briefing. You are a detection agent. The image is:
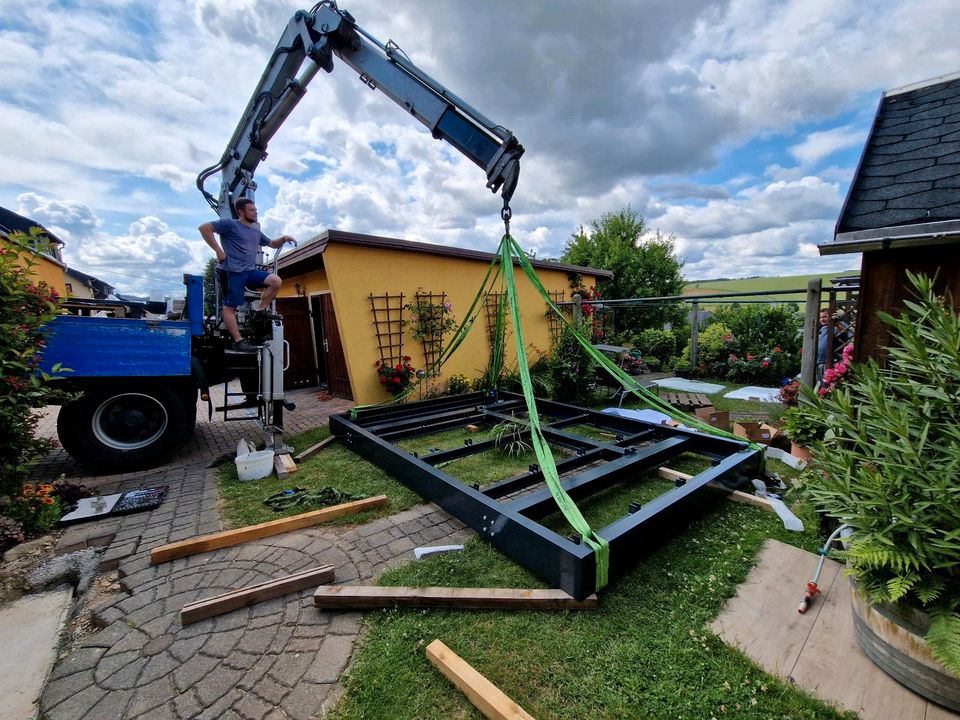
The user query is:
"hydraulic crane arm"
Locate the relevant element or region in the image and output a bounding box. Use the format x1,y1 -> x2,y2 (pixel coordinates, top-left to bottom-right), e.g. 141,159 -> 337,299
197,1 -> 523,220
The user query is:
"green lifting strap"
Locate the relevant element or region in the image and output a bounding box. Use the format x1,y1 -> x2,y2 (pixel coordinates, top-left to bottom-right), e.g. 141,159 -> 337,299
504,234 -> 763,452
498,235 -> 611,591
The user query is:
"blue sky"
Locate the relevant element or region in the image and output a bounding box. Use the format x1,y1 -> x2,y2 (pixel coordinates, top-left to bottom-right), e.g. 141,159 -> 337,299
2,0 -> 958,297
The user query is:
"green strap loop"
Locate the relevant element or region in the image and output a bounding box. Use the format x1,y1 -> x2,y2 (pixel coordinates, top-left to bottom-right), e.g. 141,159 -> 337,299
499,236 -> 610,591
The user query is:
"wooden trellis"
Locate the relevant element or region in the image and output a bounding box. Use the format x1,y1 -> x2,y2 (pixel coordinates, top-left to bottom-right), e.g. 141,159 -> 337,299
484,291 -> 509,344
547,290 -> 566,343
369,292 -> 405,366
409,290 -> 449,376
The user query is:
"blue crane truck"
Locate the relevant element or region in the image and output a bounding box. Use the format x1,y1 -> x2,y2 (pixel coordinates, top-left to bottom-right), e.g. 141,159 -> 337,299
37,1 -> 522,472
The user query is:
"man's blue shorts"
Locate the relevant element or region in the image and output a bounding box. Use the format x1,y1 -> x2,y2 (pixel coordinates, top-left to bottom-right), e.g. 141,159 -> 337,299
223,269 -> 270,308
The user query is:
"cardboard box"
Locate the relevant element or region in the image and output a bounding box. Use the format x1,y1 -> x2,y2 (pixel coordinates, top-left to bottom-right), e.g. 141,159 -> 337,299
733,421 -> 779,445
694,406 -> 730,432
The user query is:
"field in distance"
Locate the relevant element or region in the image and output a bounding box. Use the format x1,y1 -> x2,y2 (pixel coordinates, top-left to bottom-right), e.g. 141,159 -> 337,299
683,270 -> 857,306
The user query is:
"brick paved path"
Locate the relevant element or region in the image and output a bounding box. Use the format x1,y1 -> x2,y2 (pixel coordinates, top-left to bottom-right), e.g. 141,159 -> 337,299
31,384 -> 469,719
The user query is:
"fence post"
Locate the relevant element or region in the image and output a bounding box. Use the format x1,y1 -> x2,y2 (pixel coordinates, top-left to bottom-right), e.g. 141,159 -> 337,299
690,301 -> 699,368
800,278 -> 822,387
573,293 -> 582,324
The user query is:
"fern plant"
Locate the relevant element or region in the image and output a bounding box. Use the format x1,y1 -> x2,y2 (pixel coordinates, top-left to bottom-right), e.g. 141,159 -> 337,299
799,272 -> 960,674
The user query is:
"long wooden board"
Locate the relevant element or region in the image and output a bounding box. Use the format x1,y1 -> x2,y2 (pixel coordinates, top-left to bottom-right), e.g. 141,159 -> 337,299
426,639 -> 535,720
273,453 -> 298,480
150,495 -> 388,564
294,435 -> 337,463
658,467 -> 773,512
180,565 -> 335,625
313,585 -> 597,610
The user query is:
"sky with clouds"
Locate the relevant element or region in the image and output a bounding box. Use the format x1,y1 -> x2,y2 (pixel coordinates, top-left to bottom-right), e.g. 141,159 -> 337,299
2,0 -> 959,298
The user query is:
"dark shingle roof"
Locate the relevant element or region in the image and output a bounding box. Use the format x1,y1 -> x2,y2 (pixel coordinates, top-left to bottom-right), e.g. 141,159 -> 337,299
825,72 -> 960,254
0,206 -> 65,246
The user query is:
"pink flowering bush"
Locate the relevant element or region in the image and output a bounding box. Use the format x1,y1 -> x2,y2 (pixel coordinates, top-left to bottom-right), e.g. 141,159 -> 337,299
818,342 -> 854,396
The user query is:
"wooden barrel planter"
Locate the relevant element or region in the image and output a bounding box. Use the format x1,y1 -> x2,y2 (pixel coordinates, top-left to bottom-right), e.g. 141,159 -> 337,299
850,582 -> 960,710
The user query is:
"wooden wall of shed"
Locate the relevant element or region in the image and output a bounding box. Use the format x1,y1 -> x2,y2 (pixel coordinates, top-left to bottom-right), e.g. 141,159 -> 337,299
854,243 -> 960,364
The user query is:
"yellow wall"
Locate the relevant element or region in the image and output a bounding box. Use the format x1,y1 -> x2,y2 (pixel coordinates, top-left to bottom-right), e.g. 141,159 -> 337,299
1,238 -> 67,297
276,268 -> 329,297
321,244 -> 595,404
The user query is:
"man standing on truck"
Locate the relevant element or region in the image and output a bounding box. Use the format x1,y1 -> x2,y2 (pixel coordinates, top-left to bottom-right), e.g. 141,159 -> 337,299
199,198 -> 295,352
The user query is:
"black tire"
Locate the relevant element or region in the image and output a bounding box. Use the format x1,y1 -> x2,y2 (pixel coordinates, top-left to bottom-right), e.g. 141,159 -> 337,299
57,382 -> 197,472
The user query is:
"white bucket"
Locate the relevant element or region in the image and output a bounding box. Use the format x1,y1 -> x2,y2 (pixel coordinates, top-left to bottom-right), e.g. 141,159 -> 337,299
235,448 -> 275,481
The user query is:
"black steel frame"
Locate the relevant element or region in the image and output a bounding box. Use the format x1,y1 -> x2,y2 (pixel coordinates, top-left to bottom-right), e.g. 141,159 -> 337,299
330,391 -> 762,600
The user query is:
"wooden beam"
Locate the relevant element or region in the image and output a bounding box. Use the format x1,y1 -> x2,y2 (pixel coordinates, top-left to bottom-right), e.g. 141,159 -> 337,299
313,585 -> 598,610
658,467 -> 773,512
180,565 -> 335,625
294,435 -> 337,463
273,453 -> 298,479
426,639 -> 534,720
150,495 -> 388,564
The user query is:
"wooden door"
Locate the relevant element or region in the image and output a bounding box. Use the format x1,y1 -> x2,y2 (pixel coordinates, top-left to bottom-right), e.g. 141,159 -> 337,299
275,297 -> 316,387
313,294 -> 352,400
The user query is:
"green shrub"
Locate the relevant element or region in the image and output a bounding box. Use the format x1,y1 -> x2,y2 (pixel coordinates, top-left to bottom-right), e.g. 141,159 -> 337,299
0,230 -> 67,499
634,328 -> 676,363
548,320 -> 597,404
709,304 -> 802,357
679,322 -> 731,376
800,273 -> 960,673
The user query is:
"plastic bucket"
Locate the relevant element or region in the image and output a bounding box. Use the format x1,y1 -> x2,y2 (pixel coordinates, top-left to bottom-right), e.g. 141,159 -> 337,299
235,448 -> 274,481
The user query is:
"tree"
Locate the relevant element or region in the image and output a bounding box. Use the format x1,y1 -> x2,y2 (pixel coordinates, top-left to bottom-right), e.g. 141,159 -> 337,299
561,207 -> 685,335
202,257 -> 218,317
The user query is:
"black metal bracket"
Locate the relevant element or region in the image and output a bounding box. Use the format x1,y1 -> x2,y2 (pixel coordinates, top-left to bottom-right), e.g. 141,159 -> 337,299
330,391 -> 761,600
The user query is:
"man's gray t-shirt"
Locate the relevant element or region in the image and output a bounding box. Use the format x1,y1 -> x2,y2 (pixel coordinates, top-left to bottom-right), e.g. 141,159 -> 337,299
213,219 -> 271,272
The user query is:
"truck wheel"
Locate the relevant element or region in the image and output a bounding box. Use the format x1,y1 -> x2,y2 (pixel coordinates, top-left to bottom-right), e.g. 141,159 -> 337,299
57,383 -> 196,472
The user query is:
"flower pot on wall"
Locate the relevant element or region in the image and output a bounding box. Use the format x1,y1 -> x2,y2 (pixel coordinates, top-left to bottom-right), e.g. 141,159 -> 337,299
850,581 -> 960,711
789,441 -> 812,462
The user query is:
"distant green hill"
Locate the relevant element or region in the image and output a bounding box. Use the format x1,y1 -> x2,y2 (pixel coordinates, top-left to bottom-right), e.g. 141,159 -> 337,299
683,271 -> 857,306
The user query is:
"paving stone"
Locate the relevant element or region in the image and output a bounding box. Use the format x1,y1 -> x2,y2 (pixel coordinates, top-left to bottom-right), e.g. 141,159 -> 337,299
98,654 -> 144,690
172,689 -> 204,720
280,681 -> 324,720
195,666 -> 244,708
268,650 -> 315,688
235,691 -> 274,720
328,611 -> 363,636
85,686 -> 133,718
386,537 -> 415,556
167,634 -> 207,663
202,628 -> 244,658
41,669 -> 96,711
49,647 -> 106,681
304,634 -> 354,684
135,701 -> 179,720
173,653 -> 221,693
237,654 -> 278,692
94,649 -> 141,683
42,683 -> 108,720
251,675 -> 290,706
139,651 -> 182,686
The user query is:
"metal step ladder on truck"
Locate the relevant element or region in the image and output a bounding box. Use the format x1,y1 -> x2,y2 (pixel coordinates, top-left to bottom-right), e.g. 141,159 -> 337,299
37,1 -> 523,472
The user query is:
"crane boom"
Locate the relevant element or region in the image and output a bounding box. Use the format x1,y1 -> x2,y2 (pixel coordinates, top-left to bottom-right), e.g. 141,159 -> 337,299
197,1 -> 523,220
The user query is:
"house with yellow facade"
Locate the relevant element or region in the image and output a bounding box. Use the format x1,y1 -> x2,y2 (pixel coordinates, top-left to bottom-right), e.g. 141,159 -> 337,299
0,206 -> 68,297
275,230 -> 611,405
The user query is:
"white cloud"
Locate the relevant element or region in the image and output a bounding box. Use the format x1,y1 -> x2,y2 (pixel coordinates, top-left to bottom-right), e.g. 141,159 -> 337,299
789,125 -> 867,167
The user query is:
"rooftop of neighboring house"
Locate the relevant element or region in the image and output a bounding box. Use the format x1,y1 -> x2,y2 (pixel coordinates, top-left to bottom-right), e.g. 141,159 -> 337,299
824,71 -> 960,255
0,205 -> 66,264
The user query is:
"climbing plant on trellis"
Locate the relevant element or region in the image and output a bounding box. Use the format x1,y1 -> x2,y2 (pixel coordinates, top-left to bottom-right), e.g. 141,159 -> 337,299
405,290 -> 454,377
369,292 -> 405,367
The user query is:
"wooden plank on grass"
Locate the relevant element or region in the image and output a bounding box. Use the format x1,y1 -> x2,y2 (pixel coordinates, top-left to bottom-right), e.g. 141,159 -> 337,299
273,453 -> 298,480
294,435 -> 337,463
659,467 -> 773,512
180,565 -> 335,625
426,639 -> 534,720
313,585 -> 597,610
150,495 -> 387,564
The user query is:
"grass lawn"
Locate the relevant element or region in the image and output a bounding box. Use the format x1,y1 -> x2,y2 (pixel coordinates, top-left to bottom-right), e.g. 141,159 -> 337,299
215,425 -> 422,528
217,408 -> 845,719
328,457 -> 849,720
